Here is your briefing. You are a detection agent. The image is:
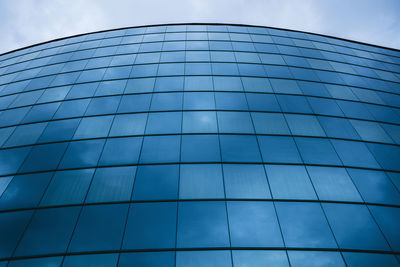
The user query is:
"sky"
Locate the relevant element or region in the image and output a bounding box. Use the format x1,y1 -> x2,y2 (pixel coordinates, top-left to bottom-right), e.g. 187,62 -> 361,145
0,0 -> 399,54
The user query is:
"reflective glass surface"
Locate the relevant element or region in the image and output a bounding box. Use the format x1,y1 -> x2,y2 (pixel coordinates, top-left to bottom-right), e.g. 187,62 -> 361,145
0,23 -> 399,265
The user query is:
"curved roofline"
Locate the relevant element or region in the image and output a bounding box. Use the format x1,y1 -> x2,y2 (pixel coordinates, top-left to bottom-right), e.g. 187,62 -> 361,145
1,22 -> 399,57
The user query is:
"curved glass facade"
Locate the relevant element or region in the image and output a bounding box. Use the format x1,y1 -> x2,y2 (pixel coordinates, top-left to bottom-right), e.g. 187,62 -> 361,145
0,23 -> 399,266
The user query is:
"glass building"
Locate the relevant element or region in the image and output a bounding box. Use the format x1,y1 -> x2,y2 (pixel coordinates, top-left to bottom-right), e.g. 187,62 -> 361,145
0,23 -> 399,266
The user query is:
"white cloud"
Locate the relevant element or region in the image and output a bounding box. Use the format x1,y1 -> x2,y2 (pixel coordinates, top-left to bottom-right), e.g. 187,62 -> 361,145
0,0 -> 399,54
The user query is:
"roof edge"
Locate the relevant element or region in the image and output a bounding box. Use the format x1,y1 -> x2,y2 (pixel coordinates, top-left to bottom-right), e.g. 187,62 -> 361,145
1,22 -> 399,57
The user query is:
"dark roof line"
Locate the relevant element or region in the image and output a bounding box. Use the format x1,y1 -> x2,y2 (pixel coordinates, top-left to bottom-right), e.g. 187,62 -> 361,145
1,22 -> 399,57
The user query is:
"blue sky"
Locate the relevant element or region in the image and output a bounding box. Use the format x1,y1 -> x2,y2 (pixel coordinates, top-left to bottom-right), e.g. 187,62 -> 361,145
0,0 -> 399,54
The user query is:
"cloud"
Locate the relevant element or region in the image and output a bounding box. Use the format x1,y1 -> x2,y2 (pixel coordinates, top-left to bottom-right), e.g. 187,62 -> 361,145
0,0 -> 399,54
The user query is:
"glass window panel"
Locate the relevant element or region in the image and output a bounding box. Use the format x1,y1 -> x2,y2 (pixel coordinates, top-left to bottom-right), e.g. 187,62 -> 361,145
86,166 -> 135,203
177,201 -> 229,248
232,250 -> 289,267
109,113 -> 147,136
343,252 -> 399,267
0,176 -> 13,197
20,142 -> 68,172
132,165 -> 179,200
95,79 -> 127,96
337,101 -> 374,120
348,169 -> 400,205
130,64 -> 158,77
323,203 -> 389,250
186,51 -> 210,61
182,111 -> 218,133
139,135 -> 180,163
295,137 -> 341,165
350,119 -> 392,143
125,77 -> 155,93
223,164 -> 271,199
123,202 -> 177,249
21,102 -> 60,124
0,107 -> 31,128
145,112 -> 181,134
154,76 -> 184,91
0,127 -> 15,147
212,63 -> 239,75
181,135 -> 220,162
7,256 -> 62,267
184,76 -> 213,91
98,137 -> 142,165
118,94 -> 151,113
176,251 -> 232,267
0,173 -> 53,211
157,63 -> 184,76
215,92 -> 248,110
276,95 -> 313,113
0,210 -> 32,259
76,68 -> 106,83
369,206 -> 400,251
37,119 -> 79,143
285,114 -> 325,136
73,115 -> 113,139
264,65 -> 293,78
241,77 -> 272,92
0,146 -> 31,176
218,111 -> 254,133
220,135 -> 261,162
288,251 -> 345,267
60,139 -> 105,168
37,85 -> 71,103
246,92 -> 281,111
185,63 -> 212,75
318,116 -> 360,140
367,143 -> 400,171
40,169 -> 94,206
266,165 -> 317,200
308,97 -> 344,116
135,52 -> 161,64
297,81 -> 330,97
276,202 -> 337,248
68,204 -> 128,252
331,140 -> 380,169
251,113 -> 290,135
307,166 -> 362,202
62,253 -> 118,267
14,207 -> 79,256
150,92 -> 183,111
238,63 -> 266,76
235,52 -> 261,63
119,252 -> 174,267
180,164 -> 224,199
4,122 -> 47,147
258,136 -> 302,163
214,76 -> 243,91
211,51 -> 236,62
85,96 -> 121,116
66,82 -> 98,99
228,201 -> 283,247
270,79 -> 301,94
183,92 -> 215,110
160,51 -> 185,63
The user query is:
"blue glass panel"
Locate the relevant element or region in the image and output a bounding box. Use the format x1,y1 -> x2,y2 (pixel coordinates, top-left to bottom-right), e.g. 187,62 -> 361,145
176,251 -> 232,267
98,137 -> 142,165
251,113 -> 290,134
53,99 -> 90,119
180,164 -> 224,199
331,140 -> 380,169
0,173 -> 53,211
73,115 -> 114,139
60,139 -> 105,168
119,252 -> 175,267
184,92 -> 215,110
85,96 -> 121,116
220,135 -> 262,162
140,135 -> 180,163
246,93 -> 281,112
182,111 -> 218,133
367,143 -> 400,171
295,137 -> 341,165
0,210 -> 33,258
228,201 -> 283,247
7,257 -> 62,267
223,164 -> 271,199
109,114 -> 147,136
232,250 -> 289,267
276,202 -> 337,248
145,112 -> 181,134
307,166 -> 362,202
39,118 -> 80,142
14,207 -> 79,256
218,111 -> 254,133
258,136 -> 302,163
40,169 -> 94,206
68,204 -> 128,252
215,92 -> 248,110
86,166 -> 136,203
62,254 -> 118,267
133,165 -> 179,200
123,202 -> 177,249
343,252 -> 399,267
266,165 -> 317,200
150,92 -> 183,111
348,169 -> 400,205
323,203 -> 389,250
369,206 -> 400,251
181,135 -> 220,162
177,201 -> 229,248
288,251 -> 345,267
